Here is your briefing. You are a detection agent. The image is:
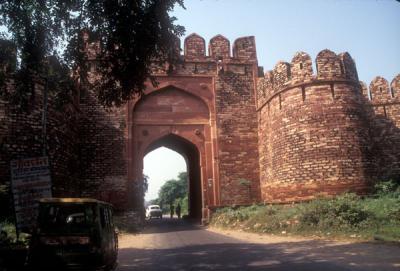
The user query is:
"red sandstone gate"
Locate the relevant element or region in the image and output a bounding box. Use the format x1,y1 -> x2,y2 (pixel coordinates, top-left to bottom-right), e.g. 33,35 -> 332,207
2,33 -> 399,224
125,34 -> 262,221
127,78 -> 219,220
122,33 -> 396,222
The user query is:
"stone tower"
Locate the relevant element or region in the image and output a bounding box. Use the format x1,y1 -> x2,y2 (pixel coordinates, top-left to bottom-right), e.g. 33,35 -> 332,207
256,50 -> 374,202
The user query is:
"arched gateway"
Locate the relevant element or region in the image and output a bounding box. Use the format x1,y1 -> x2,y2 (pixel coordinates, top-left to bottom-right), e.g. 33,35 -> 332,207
130,85 -> 215,220
126,35 -> 262,222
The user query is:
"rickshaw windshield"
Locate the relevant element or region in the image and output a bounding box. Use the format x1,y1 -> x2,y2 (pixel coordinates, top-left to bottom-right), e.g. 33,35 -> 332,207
38,203 -> 97,234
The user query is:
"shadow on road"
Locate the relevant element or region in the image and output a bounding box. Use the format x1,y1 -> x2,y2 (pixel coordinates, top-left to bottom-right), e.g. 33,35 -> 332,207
118,240 -> 400,271
117,218 -> 400,271
118,242 -> 339,271
141,217 -> 202,234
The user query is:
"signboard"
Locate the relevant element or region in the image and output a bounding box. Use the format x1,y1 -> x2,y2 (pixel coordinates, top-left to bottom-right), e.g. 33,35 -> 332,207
10,156 -> 52,232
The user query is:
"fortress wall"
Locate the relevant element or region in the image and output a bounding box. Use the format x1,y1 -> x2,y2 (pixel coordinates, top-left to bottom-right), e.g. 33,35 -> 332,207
215,69 -> 260,205
0,75 -> 81,208
2,32 -> 399,215
366,74 -> 400,180
213,36 -> 260,205
257,50 -> 373,203
77,89 -> 128,210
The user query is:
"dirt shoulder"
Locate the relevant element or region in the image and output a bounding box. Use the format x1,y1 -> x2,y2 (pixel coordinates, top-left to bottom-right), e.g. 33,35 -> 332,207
207,226 -> 400,271
207,227 -> 324,244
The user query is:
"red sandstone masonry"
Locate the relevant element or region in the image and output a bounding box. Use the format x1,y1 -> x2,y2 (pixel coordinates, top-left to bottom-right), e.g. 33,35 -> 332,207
78,90 -> 128,210
127,33 -> 262,216
361,74 -> 400,180
209,35 -> 230,60
257,50 -> 375,203
1,33 -> 399,220
215,70 -> 261,205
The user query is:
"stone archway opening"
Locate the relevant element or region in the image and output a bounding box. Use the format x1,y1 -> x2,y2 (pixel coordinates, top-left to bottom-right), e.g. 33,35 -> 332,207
143,147 -> 186,208
144,134 -> 202,220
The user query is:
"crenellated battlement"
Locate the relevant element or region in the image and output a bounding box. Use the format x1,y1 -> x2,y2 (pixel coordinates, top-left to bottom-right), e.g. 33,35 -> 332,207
360,74 -> 400,105
183,33 -> 257,62
256,49 -> 363,109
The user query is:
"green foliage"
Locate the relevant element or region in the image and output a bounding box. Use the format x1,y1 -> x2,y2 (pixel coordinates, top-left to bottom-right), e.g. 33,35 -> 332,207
0,220 -> 30,246
147,198 -> 160,206
298,194 -> 372,229
211,192 -> 400,242
374,179 -> 400,198
154,172 -> 188,215
158,172 -> 187,205
177,195 -> 188,216
0,0 -> 185,108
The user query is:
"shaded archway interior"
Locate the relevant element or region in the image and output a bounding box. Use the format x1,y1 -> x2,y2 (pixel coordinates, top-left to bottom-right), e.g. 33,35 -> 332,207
145,134 -> 202,221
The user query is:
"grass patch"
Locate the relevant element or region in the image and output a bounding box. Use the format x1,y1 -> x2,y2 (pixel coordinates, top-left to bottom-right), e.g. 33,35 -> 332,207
210,181 -> 400,242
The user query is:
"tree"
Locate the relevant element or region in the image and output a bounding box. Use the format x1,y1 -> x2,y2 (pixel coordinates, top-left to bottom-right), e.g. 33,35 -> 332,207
0,0 -> 185,108
158,172 -> 187,206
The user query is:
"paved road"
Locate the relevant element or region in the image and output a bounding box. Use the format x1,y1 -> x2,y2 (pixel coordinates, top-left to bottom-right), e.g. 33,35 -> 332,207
116,217 -> 400,271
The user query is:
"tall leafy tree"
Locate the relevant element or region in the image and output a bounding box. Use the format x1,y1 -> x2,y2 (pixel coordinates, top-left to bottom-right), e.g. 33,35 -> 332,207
0,0 -> 185,108
158,172 -> 187,205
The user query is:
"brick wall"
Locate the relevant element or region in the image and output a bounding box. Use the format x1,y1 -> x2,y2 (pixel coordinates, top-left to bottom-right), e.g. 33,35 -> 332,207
215,69 -> 260,205
257,50 -> 374,203
364,75 -> 400,180
0,76 -> 81,214
78,90 -> 128,210
2,33 -> 399,218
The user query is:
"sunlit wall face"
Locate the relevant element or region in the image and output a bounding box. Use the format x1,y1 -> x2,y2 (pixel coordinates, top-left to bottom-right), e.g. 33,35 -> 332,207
143,147 -> 187,201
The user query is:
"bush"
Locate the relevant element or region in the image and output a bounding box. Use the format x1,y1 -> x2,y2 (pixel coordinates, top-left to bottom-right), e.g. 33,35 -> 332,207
374,180 -> 400,198
0,220 -> 30,246
297,194 -> 373,229
210,192 -> 400,241
298,198 -> 331,226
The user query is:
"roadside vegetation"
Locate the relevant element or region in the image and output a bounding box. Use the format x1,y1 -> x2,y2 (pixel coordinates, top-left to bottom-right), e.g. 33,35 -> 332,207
210,180 -> 400,242
147,172 -> 189,216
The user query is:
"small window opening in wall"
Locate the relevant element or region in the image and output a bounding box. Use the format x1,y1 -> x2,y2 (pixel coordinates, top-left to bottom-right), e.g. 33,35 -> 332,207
301,86 -> 306,102
299,63 -> 303,70
379,87 -> 382,93
330,84 -> 335,99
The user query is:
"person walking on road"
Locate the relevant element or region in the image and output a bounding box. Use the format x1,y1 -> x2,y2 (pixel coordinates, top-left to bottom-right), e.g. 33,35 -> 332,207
175,203 -> 181,219
170,204 -> 174,218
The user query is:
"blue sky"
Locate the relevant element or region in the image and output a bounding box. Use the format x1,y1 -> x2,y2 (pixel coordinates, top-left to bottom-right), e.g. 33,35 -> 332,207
172,0 -> 400,84
145,0 -> 400,200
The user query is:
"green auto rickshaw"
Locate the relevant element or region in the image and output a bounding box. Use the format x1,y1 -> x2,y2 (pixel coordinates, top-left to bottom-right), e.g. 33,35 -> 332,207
28,198 -> 118,270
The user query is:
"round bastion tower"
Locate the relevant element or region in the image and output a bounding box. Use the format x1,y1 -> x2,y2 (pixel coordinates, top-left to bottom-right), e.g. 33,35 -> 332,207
256,50 -> 373,203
